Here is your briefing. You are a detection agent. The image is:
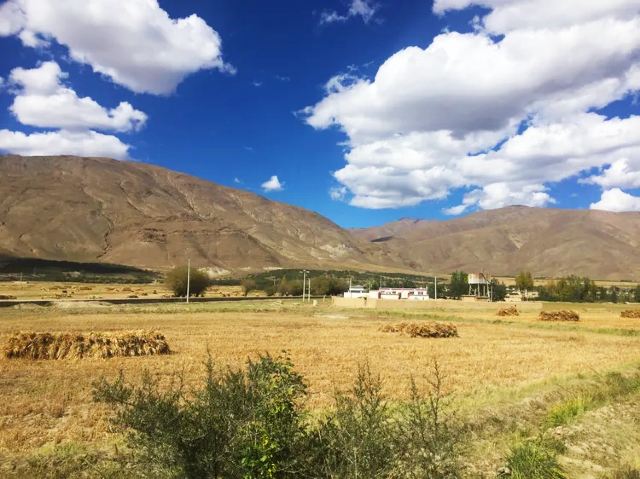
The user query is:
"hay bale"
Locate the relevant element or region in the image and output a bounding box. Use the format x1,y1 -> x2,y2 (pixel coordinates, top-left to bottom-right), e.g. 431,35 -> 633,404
379,322 -> 458,338
538,310 -> 580,322
4,331 -> 170,360
621,310 -> 640,319
497,305 -> 519,317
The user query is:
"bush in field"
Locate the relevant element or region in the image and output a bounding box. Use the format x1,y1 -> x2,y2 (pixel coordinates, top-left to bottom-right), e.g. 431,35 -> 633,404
310,363 -> 396,478
240,278 -> 256,296
448,271 -> 468,299
94,353 -> 310,478
276,278 -> 303,296
515,271 -> 534,293
94,356 -> 466,479
165,266 -> 209,297
310,276 -> 348,296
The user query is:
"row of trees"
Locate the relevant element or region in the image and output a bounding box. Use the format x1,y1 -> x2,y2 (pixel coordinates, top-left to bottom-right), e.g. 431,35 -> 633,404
165,266 -> 640,303
514,270 -> 640,303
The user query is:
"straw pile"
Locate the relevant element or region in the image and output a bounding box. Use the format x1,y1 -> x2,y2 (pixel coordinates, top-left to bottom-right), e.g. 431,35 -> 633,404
4,331 -> 170,360
497,305 -> 519,317
538,310 -> 580,322
380,322 -> 458,338
621,310 -> 640,319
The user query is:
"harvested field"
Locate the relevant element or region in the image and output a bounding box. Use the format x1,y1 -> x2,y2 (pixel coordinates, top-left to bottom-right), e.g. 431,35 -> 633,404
539,310 -> 580,321
379,321 -> 458,338
0,299 -> 640,478
621,310 -> 640,319
4,331 -> 170,360
497,305 -> 519,316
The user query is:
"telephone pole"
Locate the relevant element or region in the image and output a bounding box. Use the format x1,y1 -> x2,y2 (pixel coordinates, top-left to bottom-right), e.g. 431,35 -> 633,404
301,270 -> 309,302
434,275 -> 438,300
186,258 -> 191,304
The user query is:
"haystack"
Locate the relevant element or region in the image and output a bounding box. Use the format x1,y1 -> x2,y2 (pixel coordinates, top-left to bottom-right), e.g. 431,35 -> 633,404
538,310 -> 580,322
4,331 -> 170,360
621,310 -> 640,319
497,305 -> 519,317
380,322 -> 458,338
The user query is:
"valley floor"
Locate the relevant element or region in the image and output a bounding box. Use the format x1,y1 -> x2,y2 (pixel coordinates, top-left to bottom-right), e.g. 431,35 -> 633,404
0,299 -> 639,477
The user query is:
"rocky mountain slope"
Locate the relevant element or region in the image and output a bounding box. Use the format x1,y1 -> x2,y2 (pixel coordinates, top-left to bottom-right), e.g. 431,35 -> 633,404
352,206 -> 640,280
2,155 -> 639,279
0,155 -> 391,274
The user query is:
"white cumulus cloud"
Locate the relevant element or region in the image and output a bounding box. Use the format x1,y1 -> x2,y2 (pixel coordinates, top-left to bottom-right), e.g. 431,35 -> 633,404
305,0 -> 640,212
0,0 -> 232,94
0,129 -> 129,159
590,188 -> 640,212
320,0 -> 378,25
261,175 -> 284,192
9,61 -> 147,132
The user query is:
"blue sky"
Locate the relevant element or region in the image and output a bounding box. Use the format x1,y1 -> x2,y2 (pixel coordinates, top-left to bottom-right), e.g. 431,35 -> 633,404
1,0 -> 640,227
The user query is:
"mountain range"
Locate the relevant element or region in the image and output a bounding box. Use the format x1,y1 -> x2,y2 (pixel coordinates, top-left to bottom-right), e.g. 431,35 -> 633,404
1,155 -> 639,280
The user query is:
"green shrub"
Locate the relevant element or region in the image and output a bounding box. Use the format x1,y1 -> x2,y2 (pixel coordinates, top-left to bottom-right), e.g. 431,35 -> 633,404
94,356 -> 466,479
393,362 -> 465,479
240,278 -> 257,296
165,266 -> 209,297
311,363 -> 396,478
545,396 -> 590,428
94,353 -> 310,478
505,435 -> 566,479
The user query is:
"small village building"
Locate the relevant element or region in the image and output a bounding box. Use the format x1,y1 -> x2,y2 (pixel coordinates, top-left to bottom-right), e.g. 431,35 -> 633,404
374,288 -> 430,301
343,285 -> 368,298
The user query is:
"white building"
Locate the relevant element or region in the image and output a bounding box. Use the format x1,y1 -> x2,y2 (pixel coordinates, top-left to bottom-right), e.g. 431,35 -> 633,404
343,285 -> 368,298
373,288 -> 430,301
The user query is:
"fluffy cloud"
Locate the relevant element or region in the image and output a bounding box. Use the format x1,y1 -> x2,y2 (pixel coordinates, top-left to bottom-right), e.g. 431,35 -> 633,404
305,1 -> 640,211
329,185 -> 348,201
0,129 -> 129,159
0,0 -> 232,94
590,188 -> 640,212
261,175 -> 284,192
320,0 -> 378,25
9,62 -> 147,132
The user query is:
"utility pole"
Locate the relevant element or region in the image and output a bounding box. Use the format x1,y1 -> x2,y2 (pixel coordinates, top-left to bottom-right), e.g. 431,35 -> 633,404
308,277 -> 311,301
186,258 -> 191,304
434,276 -> 437,300
302,270 -> 309,302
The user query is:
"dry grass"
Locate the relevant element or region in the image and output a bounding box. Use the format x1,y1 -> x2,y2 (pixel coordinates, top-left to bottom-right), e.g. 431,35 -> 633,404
539,310 -> 580,321
379,321 -> 458,337
621,310 -> 640,319
0,300 -> 639,463
497,305 -> 520,317
4,331 -> 170,360
0,281 -> 244,300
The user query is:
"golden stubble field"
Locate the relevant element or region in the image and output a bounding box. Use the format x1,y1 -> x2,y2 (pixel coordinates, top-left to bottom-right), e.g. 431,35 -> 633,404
0,281 -> 246,300
1,298 -> 640,460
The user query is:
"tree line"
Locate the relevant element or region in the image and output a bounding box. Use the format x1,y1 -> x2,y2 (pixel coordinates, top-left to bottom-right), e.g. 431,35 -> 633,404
164,266 -> 640,303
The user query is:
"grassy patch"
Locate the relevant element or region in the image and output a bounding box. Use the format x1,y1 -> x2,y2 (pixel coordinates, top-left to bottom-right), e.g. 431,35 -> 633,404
545,396 -> 591,427
504,435 -> 566,479
608,466 -> 640,479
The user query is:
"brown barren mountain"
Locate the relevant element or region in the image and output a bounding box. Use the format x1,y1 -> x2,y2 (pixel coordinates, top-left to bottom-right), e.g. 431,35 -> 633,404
352,207 -> 640,280
0,155 -> 391,274
1,155 -> 639,279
